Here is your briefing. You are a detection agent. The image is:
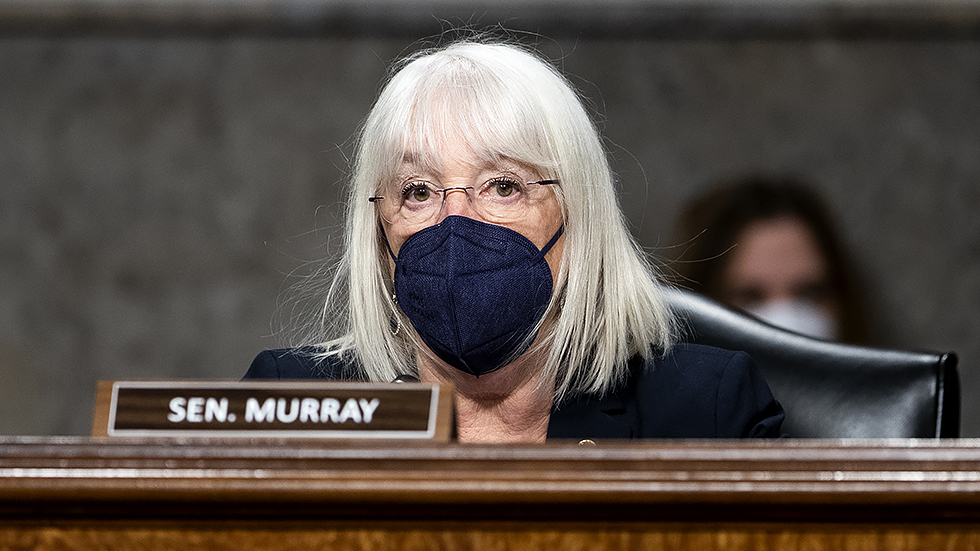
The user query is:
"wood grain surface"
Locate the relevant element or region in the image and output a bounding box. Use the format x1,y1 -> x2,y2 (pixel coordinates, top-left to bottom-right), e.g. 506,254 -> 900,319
4,525 -> 980,551
3,437 -> 980,550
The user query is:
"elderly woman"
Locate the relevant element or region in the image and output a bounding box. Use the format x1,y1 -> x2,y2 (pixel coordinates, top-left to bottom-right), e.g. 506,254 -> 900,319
245,40 -> 784,442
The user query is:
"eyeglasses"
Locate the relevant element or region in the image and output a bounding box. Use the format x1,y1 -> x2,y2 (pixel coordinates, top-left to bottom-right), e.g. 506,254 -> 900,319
369,178 -> 558,228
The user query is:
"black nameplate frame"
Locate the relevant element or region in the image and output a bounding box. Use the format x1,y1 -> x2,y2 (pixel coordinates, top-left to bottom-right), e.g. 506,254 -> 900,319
93,381 -> 453,441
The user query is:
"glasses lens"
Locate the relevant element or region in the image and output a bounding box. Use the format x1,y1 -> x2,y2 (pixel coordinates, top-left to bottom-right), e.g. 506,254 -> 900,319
373,197 -> 400,224
474,180 -> 551,223
376,180 -> 554,227
396,182 -> 444,225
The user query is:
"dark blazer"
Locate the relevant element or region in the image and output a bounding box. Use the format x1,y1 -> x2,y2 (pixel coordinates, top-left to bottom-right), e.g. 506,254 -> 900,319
244,342 -> 784,440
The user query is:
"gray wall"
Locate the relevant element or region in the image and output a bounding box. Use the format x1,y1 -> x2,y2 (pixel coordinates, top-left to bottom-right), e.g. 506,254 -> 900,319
1,6 -> 978,436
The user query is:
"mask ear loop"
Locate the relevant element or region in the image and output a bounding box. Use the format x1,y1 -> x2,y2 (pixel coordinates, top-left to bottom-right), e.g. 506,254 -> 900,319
512,224 -> 566,368
536,225 -> 565,260
379,223 -> 398,263
487,223 -> 566,373
379,223 -> 402,334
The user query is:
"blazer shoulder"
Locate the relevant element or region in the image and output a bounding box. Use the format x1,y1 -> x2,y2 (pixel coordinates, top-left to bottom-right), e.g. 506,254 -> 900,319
639,343 -> 748,387
242,347 -> 357,380
661,342 -> 747,366
631,343 -> 784,438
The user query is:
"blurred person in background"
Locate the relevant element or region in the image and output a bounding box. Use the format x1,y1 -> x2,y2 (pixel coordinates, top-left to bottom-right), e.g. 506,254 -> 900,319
671,176 -> 872,344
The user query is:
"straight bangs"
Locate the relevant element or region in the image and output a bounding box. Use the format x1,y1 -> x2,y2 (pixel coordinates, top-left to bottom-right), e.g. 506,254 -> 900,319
370,48 -> 560,189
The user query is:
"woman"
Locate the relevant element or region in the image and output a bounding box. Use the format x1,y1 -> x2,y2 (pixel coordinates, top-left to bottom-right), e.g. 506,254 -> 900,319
245,40 -> 784,442
672,177 -> 871,344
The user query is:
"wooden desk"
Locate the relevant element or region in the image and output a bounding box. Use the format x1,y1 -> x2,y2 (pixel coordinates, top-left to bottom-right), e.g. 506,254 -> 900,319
2,437 -> 980,550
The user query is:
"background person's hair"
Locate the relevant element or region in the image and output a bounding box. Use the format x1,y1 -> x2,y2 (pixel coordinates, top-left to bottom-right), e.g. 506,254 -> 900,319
292,38 -> 676,400
671,175 -> 872,344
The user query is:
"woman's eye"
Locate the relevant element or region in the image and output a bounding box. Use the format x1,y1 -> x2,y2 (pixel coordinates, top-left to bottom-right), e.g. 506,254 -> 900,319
403,183 -> 433,203
489,178 -> 519,197
411,187 -> 430,202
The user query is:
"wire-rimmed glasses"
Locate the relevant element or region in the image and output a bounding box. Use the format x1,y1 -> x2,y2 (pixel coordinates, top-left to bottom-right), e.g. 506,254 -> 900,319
369,178 -> 559,229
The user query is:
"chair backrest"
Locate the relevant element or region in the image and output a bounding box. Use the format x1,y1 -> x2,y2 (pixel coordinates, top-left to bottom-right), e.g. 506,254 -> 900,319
663,287 -> 960,438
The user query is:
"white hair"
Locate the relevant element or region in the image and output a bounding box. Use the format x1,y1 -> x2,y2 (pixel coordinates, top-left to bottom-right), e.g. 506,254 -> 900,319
300,39 -> 676,400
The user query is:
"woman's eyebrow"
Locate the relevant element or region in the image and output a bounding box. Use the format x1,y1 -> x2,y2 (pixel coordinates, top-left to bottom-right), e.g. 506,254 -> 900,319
479,160 -> 531,175
393,159 -> 430,179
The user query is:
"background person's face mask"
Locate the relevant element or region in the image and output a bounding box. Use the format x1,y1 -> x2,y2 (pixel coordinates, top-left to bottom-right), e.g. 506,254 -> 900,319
390,215 -> 563,376
744,298 -> 839,341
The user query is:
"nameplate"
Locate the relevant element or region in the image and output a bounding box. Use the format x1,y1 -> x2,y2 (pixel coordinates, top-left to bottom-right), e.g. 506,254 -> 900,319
93,380 -> 453,441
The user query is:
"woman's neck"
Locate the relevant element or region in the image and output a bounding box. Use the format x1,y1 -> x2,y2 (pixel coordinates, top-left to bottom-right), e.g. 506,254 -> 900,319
418,354 -> 554,443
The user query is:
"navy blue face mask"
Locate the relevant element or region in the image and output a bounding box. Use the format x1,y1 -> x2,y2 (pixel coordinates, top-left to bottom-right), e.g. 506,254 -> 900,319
389,215 -> 564,377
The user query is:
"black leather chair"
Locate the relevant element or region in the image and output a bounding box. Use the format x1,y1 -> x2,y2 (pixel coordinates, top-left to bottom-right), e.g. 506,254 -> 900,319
663,287 -> 960,438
